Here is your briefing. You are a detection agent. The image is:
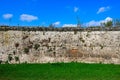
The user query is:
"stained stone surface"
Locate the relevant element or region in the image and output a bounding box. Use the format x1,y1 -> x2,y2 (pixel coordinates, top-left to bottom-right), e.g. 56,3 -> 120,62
0,31 -> 120,64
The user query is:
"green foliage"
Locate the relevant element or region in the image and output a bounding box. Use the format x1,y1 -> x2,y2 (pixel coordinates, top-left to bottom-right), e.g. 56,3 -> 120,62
0,63 -> 120,80
8,54 -> 13,62
24,48 -> 29,54
34,44 -> 40,50
81,39 -> 85,43
23,61 -> 28,64
15,56 -> 19,62
5,60 -> 9,64
102,21 -> 113,27
79,37 -> 85,43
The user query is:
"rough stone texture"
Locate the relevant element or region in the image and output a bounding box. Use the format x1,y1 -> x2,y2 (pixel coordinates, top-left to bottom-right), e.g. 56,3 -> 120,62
0,31 -> 120,64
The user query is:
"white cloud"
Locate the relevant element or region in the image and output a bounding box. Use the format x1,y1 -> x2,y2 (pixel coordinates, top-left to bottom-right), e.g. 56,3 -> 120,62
53,21 -> 60,26
97,6 -> 110,14
85,17 -> 112,27
74,7 -> 79,12
85,21 -> 100,26
62,24 -> 77,27
20,14 -> 38,22
3,14 -> 13,19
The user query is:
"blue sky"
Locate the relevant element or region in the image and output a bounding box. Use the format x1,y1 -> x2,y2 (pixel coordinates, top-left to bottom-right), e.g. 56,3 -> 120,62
0,0 -> 120,27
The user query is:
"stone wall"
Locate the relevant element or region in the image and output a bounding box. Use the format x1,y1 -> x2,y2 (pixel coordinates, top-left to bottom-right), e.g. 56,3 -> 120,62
0,31 -> 120,64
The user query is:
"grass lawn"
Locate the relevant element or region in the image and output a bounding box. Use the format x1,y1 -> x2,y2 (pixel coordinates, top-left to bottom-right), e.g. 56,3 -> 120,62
0,62 -> 120,80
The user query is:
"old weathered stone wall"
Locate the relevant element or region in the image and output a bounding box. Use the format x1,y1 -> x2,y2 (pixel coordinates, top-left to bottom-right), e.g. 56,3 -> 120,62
0,31 -> 120,64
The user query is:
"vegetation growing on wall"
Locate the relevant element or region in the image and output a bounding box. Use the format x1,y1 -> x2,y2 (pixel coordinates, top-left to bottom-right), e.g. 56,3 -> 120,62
34,44 -> 40,50
15,43 -> 19,48
100,44 -> 104,49
8,54 -> 13,62
24,48 -> 29,54
79,37 -> 85,43
15,56 -> 19,62
0,24 -> 120,31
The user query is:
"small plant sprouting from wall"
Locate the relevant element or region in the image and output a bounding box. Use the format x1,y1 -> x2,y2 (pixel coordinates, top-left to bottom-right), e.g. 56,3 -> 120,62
90,44 -> 94,50
22,35 -> 29,40
79,37 -> 82,40
101,54 -> 111,60
15,56 -> 19,62
24,48 -> 29,54
48,38 -> 51,42
13,50 -> 16,55
8,54 -> 13,62
74,30 -> 77,35
84,44 -> 87,47
62,46 -> 66,49
81,39 -> 85,43
15,43 -> 19,48
34,44 -> 40,50
48,48 -> 53,52
5,61 -> 9,64
53,52 -> 56,57
100,44 -> 104,49
79,37 -> 85,43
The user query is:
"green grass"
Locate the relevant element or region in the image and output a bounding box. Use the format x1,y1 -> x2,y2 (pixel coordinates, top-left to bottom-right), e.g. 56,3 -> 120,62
0,62 -> 120,80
